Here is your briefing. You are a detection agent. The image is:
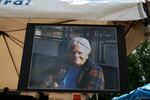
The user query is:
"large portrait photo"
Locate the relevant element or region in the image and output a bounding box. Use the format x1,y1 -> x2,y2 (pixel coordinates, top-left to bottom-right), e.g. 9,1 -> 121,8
18,24 -> 128,92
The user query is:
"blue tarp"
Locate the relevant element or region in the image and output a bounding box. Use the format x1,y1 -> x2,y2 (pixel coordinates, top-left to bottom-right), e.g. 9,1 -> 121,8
112,84 -> 150,100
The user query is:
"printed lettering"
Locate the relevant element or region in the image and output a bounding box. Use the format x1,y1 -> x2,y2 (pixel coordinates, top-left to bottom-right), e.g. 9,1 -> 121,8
4,0 -> 12,4
13,0 -> 23,5
25,0 -> 31,5
0,0 -> 31,5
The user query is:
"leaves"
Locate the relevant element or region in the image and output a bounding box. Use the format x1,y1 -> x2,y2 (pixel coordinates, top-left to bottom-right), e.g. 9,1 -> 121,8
128,40 -> 150,90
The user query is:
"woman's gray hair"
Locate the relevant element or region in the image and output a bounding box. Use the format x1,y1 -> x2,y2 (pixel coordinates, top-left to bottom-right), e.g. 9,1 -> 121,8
67,37 -> 91,55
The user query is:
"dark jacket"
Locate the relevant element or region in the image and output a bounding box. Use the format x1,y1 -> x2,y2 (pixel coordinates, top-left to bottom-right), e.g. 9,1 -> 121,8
56,60 -> 105,90
36,60 -> 105,90
76,60 -> 105,90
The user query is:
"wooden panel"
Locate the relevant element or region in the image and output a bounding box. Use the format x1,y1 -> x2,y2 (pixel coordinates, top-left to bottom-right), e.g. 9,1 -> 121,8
126,23 -> 146,55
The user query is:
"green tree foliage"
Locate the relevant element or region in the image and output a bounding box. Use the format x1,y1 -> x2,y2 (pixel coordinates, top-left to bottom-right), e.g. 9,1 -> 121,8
128,40 -> 150,90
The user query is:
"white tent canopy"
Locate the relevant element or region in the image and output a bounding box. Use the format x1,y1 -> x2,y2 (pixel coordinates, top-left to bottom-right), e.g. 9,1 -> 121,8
0,0 -> 148,91
0,0 -> 147,21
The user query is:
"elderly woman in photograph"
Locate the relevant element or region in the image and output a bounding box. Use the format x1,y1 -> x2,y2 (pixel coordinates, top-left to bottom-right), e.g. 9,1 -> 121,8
41,37 -> 105,90
57,37 -> 105,90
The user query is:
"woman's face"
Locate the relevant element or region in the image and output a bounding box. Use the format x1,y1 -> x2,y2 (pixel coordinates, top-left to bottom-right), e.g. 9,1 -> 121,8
68,45 -> 88,67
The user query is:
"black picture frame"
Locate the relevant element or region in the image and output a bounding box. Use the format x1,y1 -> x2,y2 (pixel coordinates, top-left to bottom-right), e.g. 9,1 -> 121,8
17,23 -> 128,93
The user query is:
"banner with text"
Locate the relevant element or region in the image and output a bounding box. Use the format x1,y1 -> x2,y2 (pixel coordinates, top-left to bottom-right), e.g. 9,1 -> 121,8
0,0 -> 147,21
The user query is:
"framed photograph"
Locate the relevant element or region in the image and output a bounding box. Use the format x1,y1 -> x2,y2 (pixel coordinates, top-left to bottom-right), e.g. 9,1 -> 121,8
18,23 -> 128,92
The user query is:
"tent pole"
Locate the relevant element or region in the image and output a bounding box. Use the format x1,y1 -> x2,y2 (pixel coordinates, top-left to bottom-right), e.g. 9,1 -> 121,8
7,35 -> 23,48
2,34 -> 19,77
